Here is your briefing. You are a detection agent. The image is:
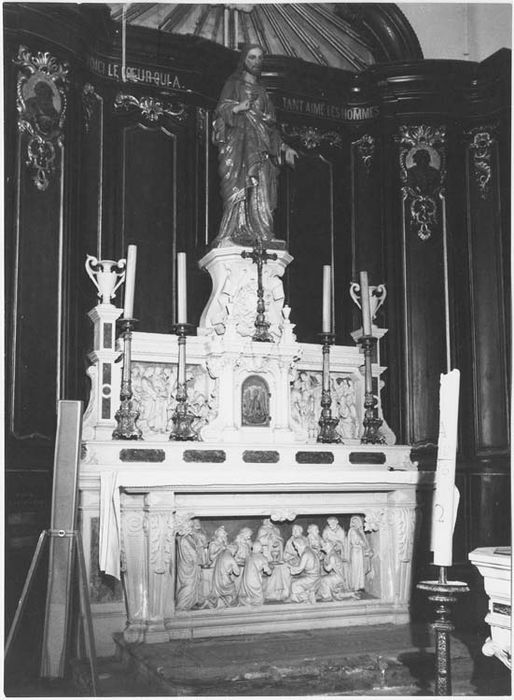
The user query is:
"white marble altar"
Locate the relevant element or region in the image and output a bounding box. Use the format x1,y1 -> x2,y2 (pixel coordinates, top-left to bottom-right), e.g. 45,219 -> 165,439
78,244 -> 426,654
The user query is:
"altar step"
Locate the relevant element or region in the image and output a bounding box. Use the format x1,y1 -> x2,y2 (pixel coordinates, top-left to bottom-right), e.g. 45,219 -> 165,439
72,622 -> 511,696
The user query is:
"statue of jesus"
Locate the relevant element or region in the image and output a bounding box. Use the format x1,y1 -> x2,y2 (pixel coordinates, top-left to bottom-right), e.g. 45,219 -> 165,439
211,44 -> 297,248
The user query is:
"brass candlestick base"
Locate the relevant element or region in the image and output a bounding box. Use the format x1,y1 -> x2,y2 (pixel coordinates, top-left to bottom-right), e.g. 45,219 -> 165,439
241,244 -> 277,343
417,570 -> 469,696
359,334 -> 385,445
317,332 -> 342,444
169,323 -> 198,442
112,318 -> 143,440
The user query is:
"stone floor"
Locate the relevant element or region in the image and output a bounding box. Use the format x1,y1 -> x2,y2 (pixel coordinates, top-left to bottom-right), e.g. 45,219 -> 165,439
5,622 -> 511,697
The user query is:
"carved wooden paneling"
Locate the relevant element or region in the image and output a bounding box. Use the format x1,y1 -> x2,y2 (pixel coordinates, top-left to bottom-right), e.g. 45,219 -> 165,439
10,138 -> 63,442
463,128 -> 509,456
285,152 -> 351,344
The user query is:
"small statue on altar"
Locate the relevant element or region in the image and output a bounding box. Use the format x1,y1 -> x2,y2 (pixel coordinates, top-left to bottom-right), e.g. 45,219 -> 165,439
306,523 -> 324,558
208,525 -> 228,565
257,518 -> 284,562
287,538 -> 321,604
211,43 -> 297,248
176,520 -> 202,610
284,524 -> 307,565
348,515 -> 373,591
322,516 -> 347,558
207,543 -> 241,608
234,527 -> 254,564
317,539 -> 356,602
238,541 -> 272,607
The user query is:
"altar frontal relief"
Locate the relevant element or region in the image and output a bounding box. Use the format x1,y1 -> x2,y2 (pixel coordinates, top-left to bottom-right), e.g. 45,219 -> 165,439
175,514 -> 380,611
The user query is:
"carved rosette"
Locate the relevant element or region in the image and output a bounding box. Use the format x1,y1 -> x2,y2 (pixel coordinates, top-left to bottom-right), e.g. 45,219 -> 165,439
281,123 -> 343,150
398,124 -> 446,241
354,134 -> 375,173
114,93 -> 189,124
14,45 -> 69,190
465,126 -> 497,200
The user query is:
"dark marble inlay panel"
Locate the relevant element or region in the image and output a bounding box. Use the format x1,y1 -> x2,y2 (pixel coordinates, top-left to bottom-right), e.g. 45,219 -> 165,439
296,451 -> 334,464
119,449 -> 166,462
242,450 -> 280,463
183,450 -> 226,463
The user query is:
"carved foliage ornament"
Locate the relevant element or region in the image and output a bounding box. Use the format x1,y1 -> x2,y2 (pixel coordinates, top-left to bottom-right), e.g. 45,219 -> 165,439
14,45 -> 69,190
466,127 -> 497,200
82,83 -> 101,133
398,125 -> 446,241
114,93 -> 189,124
354,134 -> 375,173
281,123 -> 343,150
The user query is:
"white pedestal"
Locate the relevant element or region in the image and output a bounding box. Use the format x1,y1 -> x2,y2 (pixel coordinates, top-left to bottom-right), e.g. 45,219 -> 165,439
469,546 -> 512,669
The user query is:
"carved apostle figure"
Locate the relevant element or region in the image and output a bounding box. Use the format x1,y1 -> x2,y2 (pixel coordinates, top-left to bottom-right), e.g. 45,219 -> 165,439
208,525 -> 228,565
176,521 -> 202,610
238,541 -> 272,607
306,523 -> 324,558
348,515 -> 373,591
283,524 -> 307,565
257,518 -> 284,562
208,543 -> 241,608
322,516 -> 347,558
317,539 -> 355,602
211,44 -> 297,248
191,518 -> 209,567
287,537 -> 321,604
234,527 -> 254,564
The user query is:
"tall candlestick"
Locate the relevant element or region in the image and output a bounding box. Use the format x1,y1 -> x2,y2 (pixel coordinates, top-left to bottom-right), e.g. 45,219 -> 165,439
359,270 -> 372,335
322,265 -> 331,333
431,369 -> 461,567
123,245 -> 137,318
177,252 -> 187,324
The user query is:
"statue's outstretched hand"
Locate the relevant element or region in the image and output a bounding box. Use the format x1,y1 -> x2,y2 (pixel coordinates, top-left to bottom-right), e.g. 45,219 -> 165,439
233,99 -> 251,113
283,146 -> 298,167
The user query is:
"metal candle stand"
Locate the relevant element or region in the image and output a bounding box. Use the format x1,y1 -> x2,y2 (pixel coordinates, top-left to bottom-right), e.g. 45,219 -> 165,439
241,244 -> 277,342
417,567 -> 469,696
169,322 -> 198,441
317,332 -> 342,444
112,318 -> 143,440
359,334 -> 385,445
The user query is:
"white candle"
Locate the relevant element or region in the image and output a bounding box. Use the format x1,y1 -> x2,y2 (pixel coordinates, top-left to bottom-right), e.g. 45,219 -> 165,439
359,270 -> 372,335
322,265 -> 331,333
123,245 -> 137,318
177,252 -> 187,324
431,369 -> 461,567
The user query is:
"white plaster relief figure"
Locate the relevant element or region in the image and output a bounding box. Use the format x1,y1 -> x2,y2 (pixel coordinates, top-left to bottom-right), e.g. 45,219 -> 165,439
207,543 -> 241,608
238,541 -> 271,607
348,515 -> 374,591
322,516 -> 348,558
306,523 -> 324,558
290,371 -> 318,437
234,527 -> 254,564
317,539 -> 357,601
283,524 -> 306,565
333,377 -> 359,439
257,518 -> 284,562
208,525 -> 228,565
176,520 -> 202,610
287,537 -> 321,604
191,518 -> 209,567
